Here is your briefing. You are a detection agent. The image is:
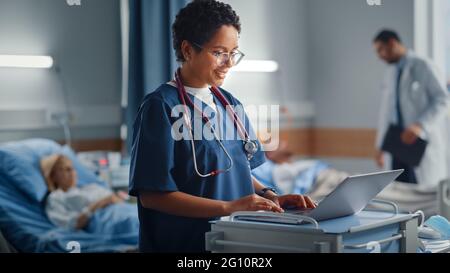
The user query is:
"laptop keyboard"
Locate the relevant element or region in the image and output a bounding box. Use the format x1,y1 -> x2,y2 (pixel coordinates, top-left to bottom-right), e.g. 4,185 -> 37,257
285,208 -> 314,215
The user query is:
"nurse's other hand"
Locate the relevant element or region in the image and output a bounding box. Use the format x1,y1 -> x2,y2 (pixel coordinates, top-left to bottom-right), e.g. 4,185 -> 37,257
261,190 -> 280,207
226,194 -> 284,214
277,194 -> 317,210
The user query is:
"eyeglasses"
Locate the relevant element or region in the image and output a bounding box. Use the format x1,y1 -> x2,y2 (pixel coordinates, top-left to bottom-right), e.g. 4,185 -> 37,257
192,42 -> 245,67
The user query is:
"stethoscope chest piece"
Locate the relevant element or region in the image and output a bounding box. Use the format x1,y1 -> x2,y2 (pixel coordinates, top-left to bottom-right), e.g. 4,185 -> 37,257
244,140 -> 258,160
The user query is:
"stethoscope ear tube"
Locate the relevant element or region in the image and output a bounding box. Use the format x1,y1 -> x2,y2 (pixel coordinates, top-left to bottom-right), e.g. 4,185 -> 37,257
174,69 -> 258,177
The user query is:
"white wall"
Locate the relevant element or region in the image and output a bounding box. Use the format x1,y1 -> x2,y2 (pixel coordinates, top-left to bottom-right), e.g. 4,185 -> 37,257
412,0 -> 448,82
220,0 -> 416,173
222,0 -> 313,127
306,0 -> 414,172
431,0 -> 449,76
222,0 -> 414,130
0,0 -> 122,143
307,0 -> 414,129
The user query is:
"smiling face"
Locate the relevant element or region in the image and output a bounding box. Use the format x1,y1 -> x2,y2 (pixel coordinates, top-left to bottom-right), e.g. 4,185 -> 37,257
181,25 -> 239,87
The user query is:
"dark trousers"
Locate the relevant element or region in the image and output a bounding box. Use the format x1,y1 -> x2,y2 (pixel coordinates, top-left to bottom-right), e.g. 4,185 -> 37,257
392,157 -> 417,184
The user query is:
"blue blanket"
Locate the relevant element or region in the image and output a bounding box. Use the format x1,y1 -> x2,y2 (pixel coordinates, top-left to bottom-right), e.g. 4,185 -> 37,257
40,204 -> 139,253
0,139 -> 139,253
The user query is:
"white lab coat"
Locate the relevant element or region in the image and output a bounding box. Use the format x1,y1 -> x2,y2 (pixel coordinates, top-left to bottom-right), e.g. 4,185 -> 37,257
376,51 -> 450,189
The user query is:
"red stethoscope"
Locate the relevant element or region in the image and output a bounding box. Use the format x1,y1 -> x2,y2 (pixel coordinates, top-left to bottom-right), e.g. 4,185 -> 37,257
174,68 -> 258,177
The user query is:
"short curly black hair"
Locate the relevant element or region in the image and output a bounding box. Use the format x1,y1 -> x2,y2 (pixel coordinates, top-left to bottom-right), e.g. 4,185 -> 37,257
172,0 -> 241,62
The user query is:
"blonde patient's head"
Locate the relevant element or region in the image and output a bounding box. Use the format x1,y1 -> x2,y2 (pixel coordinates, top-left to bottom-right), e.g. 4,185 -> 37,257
41,155 -> 77,192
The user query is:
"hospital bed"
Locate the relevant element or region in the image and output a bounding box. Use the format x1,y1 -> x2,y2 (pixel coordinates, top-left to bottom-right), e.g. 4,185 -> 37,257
0,138 -> 138,253
313,169 -> 450,220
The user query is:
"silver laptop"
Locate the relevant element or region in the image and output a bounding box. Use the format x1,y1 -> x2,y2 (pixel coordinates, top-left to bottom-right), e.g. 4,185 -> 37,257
285,169 -> 404,221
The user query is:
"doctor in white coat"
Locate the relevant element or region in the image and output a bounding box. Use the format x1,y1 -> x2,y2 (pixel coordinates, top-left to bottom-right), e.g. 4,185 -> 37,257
373,29 -> 450,189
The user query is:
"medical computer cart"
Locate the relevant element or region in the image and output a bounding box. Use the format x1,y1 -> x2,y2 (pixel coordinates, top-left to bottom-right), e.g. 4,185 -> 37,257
206,204 -> 419,253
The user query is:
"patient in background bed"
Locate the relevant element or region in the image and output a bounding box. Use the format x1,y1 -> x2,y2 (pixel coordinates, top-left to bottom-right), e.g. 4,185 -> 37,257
41,154 -> 127,230
253,140 -> 439,217
253,141 -> 349,200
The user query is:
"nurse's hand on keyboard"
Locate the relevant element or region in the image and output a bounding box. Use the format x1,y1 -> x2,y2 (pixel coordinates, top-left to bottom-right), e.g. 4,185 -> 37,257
276,194 -> 317,210
225,194 -> 284,214
260,190 -> 316,211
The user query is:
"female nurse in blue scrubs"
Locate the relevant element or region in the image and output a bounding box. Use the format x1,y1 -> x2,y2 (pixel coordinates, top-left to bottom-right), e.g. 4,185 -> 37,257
129,0 -> 316,253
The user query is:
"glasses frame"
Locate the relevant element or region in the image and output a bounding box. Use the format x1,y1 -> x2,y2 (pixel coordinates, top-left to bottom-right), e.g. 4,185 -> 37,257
191,42 -> 245,67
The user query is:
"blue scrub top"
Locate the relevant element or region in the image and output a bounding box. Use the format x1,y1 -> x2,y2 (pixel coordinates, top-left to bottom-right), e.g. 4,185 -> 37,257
129,83 -> 266,252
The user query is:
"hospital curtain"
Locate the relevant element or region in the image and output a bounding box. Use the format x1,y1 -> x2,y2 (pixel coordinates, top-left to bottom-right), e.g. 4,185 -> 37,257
125,0 -> 188,153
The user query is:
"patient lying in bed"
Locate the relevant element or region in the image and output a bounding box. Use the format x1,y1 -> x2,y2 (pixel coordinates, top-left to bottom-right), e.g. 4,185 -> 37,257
41,154 -> 132,231
252,141 -> 348,199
